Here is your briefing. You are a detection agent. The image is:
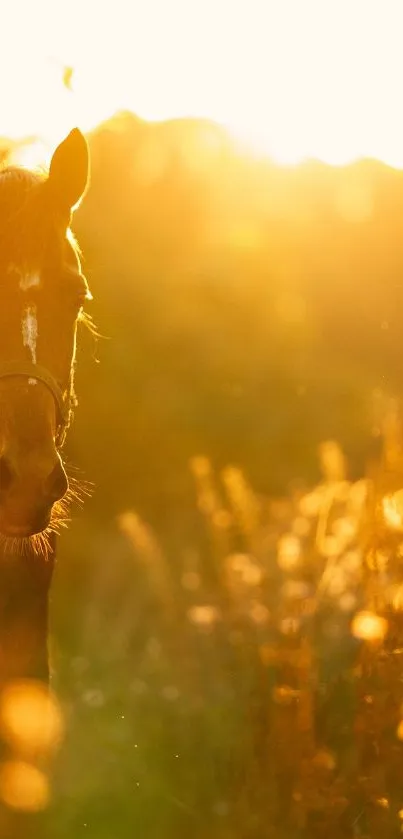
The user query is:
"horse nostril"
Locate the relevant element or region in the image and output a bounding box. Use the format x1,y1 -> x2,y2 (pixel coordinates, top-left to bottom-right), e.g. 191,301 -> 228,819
0,456 -> 14,492
45,462 -> 68,504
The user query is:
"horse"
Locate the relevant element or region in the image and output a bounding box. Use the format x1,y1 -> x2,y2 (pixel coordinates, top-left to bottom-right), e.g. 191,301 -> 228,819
0,128 -> 91,832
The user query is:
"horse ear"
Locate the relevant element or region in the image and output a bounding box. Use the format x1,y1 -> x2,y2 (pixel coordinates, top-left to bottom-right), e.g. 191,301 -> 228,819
48,128 -> 89,212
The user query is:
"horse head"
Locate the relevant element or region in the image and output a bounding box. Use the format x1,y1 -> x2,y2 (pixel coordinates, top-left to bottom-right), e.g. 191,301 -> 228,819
0,129 -> 91,543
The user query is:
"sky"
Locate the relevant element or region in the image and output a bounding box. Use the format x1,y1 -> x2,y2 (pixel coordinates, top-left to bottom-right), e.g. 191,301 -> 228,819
2,0 -> 403,166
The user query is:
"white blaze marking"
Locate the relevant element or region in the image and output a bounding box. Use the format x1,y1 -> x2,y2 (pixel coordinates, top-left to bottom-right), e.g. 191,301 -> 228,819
7,264 -> 41,291
6,266 -> 41,386
19,271 -> 41,291
22,306 -> 38,380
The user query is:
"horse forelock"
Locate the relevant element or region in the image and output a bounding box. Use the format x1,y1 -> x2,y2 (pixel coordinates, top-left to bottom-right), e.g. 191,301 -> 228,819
0,167 -> 44,218
0,166 -> 74,270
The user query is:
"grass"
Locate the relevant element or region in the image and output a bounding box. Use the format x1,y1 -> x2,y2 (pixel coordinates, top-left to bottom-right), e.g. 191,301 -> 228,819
47,403 -> 403,838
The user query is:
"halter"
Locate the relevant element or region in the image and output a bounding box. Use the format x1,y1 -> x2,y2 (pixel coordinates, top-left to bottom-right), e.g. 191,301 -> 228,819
0,360 -> 71,447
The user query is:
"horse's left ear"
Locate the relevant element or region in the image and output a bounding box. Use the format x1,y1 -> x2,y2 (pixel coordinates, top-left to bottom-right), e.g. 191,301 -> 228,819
48,128 -> 89,213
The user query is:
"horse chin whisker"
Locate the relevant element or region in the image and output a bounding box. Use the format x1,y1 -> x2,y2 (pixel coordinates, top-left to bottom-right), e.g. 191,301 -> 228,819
48,520 -> 69,536
48,494 -> 73,536
0,489 -> 80,558
64,469 -> 94,504
31,530 -> 52,559
0,529 -> 53,560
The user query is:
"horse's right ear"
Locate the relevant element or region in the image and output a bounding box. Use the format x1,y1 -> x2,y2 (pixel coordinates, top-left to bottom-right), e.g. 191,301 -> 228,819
48,128 -> 89,214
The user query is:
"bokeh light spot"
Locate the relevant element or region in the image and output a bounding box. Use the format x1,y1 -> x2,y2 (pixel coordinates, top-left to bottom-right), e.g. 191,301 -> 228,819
0,680 -> 64,757
351,611 -> 388,642
0,761 -> 49,812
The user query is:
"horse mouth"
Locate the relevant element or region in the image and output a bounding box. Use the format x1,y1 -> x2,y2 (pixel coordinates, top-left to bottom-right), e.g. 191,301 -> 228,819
0,513 -> 52,539
1,526 -> 39,538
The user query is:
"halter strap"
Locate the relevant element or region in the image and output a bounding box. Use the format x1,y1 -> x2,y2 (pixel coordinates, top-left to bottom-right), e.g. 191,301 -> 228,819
0,360 -> 70,431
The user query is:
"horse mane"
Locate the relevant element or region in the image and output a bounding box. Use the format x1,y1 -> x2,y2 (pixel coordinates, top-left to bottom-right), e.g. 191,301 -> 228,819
0,166 -> 45,219
0,164 -> 44,184
0,165 -> 69,268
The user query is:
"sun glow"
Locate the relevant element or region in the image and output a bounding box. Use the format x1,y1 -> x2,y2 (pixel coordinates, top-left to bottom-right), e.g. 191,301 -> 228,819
2,0 -> 403,168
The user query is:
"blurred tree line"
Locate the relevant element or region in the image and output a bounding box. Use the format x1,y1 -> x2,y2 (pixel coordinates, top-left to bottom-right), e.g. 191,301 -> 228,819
64,112 -> 403,535
4,111 -> 403,532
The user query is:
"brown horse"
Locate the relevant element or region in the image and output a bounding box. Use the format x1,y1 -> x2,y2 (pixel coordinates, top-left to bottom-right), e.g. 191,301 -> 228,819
0,129 -> 91,832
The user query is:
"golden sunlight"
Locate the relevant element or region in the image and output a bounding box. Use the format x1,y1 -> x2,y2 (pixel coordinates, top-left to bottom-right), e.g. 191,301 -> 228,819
2,0 -> 403,168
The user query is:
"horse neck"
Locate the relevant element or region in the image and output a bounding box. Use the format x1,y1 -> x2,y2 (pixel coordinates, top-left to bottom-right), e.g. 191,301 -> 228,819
0,536 -> 56,686
0,537 -> 56,838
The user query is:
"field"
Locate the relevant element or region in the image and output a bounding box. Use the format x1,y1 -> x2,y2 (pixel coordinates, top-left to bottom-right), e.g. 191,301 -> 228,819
3,112 -> 403,838
45,422 -> 403,838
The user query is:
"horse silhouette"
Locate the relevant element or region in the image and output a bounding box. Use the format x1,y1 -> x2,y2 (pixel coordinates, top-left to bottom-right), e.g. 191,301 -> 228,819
0,128 -> 91,834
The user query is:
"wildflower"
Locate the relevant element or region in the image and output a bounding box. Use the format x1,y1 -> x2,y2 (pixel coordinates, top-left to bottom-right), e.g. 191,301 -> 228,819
226,554 -> 263,585
383,491 -> 403,530
299,491 -> 323,518
279,617 -> 300,635
188,605 -> 220,627
351,611 -> 388,641
273,685 -> 300,704
281,580 -> 310,600
249,602 -> 269,625
319,441 -> 346,482
332,517 -> 357,543
312,750 -> 336,771
348,479 -> 369,508
277,534 -> 301,570
324,569 -> 349,597
189,456 -> 211,478
342,550 -> 363,573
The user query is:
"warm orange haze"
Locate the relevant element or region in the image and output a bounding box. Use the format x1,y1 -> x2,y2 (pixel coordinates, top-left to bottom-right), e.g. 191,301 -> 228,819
2,2 -> 403,838
3,0 -> 403,167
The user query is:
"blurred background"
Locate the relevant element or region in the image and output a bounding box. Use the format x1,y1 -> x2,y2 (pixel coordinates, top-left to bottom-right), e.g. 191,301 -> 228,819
3,1 -> 403,836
